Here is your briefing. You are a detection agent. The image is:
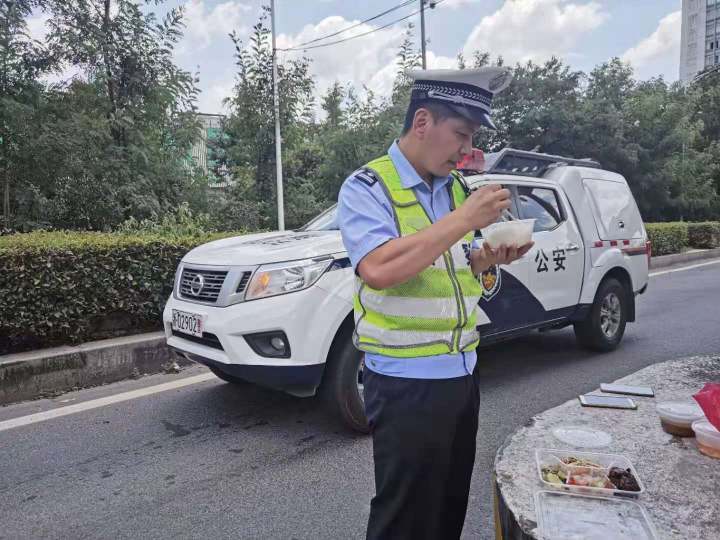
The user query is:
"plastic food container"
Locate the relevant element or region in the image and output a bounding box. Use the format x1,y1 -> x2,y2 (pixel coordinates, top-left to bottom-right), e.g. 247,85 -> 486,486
692,419 -> 720,459
656,401 -> 705,437
480,219 -> 535,249
536,449 -> 644,498
534,490 -> 659,540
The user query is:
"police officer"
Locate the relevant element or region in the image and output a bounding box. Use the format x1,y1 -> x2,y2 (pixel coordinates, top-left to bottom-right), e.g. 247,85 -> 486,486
337,67 -> 534,540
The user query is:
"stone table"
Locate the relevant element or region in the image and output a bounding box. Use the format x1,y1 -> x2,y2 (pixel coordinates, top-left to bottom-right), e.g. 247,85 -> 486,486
493,355 -> 720,540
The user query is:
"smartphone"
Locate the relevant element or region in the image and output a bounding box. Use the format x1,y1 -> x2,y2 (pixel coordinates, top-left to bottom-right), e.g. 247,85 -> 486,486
578,394 -> 637,410
600,384 -> 654,397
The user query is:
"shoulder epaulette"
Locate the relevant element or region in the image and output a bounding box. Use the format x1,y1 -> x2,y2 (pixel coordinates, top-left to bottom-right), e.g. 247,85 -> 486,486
352,167 -> 380,187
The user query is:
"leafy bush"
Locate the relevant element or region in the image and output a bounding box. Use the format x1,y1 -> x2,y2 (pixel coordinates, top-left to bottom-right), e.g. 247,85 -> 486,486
645,222 -> 689,256
0,230 -> 241,355
116,202 -> 216,237
687,222 -> 720,249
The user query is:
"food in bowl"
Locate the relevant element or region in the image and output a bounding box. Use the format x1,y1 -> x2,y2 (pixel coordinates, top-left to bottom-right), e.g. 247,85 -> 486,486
692,419 -> 720,459
656,401 -> 705,437
480,219 -> 535,249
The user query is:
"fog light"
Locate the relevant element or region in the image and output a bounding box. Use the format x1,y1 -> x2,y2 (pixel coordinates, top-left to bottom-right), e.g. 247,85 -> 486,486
244,331 -> 291,359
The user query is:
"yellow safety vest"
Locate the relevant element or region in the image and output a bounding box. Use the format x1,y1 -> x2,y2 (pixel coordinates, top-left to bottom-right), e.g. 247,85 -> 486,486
353,155 -> 483,358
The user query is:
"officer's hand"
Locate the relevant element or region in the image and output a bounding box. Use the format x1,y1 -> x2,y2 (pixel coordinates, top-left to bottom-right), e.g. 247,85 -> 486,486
458,185 -> 511,232
484,241 -> 535,266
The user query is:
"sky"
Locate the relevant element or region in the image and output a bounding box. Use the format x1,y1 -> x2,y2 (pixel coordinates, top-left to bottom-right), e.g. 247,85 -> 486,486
27,0 -> 684,116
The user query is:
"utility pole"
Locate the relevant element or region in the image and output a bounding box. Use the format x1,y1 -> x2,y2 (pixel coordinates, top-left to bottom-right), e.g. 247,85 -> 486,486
270,0 -> 285,231
420,1 -> 437,70
420,0 -> 427,69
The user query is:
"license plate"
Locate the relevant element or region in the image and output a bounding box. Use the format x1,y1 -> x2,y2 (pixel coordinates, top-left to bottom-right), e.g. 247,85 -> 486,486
171,309 -> 204,338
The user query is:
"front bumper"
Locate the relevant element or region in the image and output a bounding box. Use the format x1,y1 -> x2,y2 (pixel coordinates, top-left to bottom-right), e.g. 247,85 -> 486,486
181,354 -> 324,397
162,283 -> 349,395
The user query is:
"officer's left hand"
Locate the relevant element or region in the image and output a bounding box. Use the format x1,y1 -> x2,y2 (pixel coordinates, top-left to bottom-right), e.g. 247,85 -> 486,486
485,241 -> 535,265
470,241 -> 535,275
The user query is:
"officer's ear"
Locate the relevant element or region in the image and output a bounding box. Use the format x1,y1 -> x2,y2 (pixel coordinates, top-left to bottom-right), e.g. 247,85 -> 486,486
413,107 -> 433,138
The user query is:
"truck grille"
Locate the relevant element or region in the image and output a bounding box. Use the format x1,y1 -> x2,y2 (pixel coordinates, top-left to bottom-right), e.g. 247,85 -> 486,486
237,271 -> 251,293
179,268 -> 228,302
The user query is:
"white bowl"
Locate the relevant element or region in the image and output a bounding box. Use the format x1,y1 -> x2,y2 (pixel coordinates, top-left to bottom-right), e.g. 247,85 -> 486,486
480,219 -> 535,249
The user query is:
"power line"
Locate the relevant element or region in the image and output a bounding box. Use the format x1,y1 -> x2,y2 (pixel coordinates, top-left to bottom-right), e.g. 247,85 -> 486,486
280,8 -> 420,51
278,0 -> 447,53
280,0 -> 416,50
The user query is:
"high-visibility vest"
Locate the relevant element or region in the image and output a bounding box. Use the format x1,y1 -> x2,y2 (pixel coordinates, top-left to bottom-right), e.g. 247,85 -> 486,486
352,155 -> 483,358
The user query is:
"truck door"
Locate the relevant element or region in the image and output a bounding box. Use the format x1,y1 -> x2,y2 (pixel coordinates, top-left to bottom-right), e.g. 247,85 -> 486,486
520,185 -> 585,321
475,184 -> 535,338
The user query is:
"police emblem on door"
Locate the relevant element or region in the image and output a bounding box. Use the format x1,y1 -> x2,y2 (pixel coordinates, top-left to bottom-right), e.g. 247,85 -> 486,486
480,264 -> 502,301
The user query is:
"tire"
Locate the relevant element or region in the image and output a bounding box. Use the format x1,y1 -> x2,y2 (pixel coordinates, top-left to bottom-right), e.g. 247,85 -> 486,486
321,329 -> 369,434
208,365 -> 247,385
574,277 -> 628,352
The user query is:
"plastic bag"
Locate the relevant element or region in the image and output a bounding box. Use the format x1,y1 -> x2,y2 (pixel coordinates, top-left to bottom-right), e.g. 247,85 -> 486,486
693,383 -> 720,431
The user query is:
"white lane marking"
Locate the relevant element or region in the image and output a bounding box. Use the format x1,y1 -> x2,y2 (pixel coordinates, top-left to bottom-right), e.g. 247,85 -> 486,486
0,373 -> 216,433
649,259 -> 720,277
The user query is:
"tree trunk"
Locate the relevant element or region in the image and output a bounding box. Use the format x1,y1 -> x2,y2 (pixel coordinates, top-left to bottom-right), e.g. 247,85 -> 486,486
102,0 -> 123,146
2,174 -> 10,226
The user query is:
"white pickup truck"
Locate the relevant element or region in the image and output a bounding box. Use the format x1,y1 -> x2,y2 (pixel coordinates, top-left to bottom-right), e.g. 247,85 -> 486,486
163,148 -> 650,432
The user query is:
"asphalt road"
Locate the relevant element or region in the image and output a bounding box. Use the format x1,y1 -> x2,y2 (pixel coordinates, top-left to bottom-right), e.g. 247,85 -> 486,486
1,261 -> 719,540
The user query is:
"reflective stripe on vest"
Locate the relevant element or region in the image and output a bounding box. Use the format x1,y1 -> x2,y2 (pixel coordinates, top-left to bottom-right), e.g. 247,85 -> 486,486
352,155 -> 483,358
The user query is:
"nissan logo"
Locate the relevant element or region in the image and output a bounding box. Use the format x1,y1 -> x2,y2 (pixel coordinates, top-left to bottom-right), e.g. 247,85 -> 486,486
190,274 -> 205,296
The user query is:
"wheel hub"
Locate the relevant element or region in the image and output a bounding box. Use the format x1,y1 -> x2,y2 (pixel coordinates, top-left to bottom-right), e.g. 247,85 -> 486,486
357,355 -> 365,403
599,292 -> 621,338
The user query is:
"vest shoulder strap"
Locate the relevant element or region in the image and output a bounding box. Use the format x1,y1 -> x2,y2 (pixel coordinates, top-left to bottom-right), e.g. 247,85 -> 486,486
365,156 -> 419,207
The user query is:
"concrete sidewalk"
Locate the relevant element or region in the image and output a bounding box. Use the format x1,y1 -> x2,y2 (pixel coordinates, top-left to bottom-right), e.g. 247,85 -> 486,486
0,332 -> 191,406
650,247 -> 720,269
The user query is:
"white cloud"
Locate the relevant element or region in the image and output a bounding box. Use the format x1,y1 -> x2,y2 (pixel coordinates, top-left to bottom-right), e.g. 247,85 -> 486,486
462,0 -> 608,65
179,0 -> 251,52
197,72 -> 235,113
26,13 -> 50,41
426,51 -> 457,70
621,10 -> 681,80
277,16 -> 408,107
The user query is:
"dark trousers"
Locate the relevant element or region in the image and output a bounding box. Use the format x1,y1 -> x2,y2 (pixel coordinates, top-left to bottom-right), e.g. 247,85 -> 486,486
364,366 -> 481,540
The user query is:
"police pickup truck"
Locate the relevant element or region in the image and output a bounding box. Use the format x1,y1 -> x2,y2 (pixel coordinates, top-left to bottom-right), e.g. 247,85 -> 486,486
163,148 -> 650,432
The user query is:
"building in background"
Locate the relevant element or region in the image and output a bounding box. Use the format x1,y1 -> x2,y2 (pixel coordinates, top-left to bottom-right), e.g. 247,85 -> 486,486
190,113 -> 231,188
681,0 -> 720,83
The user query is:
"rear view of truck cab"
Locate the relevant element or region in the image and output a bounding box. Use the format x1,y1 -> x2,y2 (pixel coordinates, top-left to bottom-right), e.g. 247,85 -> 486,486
552,164 -> 649,350
465,149 -> 650,352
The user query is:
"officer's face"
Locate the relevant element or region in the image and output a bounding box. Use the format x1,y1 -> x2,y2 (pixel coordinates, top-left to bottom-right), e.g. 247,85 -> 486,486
424,115 -> 478,177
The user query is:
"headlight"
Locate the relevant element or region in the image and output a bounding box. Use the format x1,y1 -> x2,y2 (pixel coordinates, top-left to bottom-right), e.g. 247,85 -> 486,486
245,257 -> 333,300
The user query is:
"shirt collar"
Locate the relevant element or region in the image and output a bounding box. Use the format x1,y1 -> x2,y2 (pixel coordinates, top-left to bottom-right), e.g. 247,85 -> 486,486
388,140 -> 452,192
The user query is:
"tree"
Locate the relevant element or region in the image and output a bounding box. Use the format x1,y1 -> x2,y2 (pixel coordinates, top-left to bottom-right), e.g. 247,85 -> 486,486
321,82 -> 346,129
221,7 -> 315,228
476,56 -> 584,154
0,0 -> 49,225
11,0 -> 204,230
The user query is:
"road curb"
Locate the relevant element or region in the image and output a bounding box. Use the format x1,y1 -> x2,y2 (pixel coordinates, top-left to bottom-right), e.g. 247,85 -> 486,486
650,248 -> 720,269
0,332 -> 190,406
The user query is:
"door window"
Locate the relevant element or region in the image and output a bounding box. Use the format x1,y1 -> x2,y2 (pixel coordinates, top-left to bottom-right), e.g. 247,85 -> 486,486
516,186 -> 564,232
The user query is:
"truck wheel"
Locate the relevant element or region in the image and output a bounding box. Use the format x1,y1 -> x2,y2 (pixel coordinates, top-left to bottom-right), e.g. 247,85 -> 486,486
321,331 -> 369,434
574,277 -> 628,352
208,365 -> 247,385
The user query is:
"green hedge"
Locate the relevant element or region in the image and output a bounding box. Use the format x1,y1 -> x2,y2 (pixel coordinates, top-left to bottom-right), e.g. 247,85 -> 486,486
645,221 -> 720,256
645,222 -> 689,256
688,222 -> 720,249
0,230 -> 240,355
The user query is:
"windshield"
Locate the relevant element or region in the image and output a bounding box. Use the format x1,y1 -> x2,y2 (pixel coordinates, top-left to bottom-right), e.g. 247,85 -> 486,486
298,204 -> 339,231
